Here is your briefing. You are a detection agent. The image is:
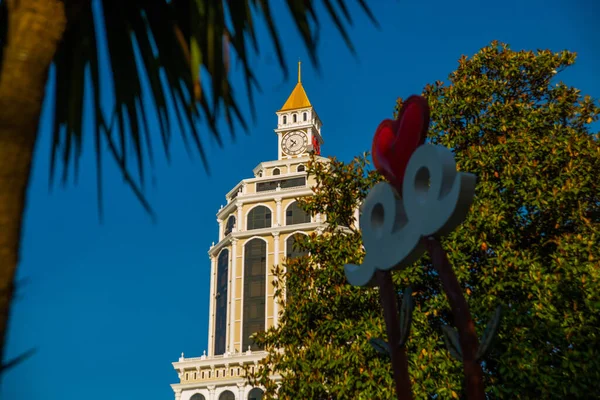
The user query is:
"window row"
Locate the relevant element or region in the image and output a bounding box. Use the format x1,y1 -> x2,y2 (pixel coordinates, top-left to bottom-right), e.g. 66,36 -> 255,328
272,164 -> 305,176
185,366 -> 244,381
256,176 -> 305,193
213,235 -> 308,356
223,201 -> 311,236
190,388 -> 264,400
282,112 -> 308,124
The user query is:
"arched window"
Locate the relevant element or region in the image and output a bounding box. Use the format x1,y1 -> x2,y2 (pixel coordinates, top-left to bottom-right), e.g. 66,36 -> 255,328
293,113 -> 297,123
243,239 -> 266,351
219,391 -> 235,400
285,233 -> 308,302
248,388 -> 265,400
282,115 -> 287,124
191,394 -> 207,400
286,233 -> 309,260
272,168 -> 281,176
214,249 -> 229,355
303,112 -> 307,121
247,206 -> 272,230
297,164 -> 305,172
224,215 -> 236,235
286,201 -> 311,225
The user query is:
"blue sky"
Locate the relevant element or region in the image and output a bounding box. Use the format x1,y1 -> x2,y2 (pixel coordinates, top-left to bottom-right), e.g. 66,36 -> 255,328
2,1 -> 599,399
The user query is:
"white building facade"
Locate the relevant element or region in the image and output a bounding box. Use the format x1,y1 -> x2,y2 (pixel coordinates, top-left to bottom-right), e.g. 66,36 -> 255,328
170,64 -> 327,400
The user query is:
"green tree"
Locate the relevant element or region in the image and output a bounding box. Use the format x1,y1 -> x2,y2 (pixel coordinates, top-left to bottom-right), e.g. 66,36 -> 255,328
0,0 -> 375,371
250,41 -> 600,399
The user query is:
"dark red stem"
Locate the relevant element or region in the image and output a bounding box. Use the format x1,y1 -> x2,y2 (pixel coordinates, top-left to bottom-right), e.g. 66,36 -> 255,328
424,237 -> 485,400
375,270 -> 414,400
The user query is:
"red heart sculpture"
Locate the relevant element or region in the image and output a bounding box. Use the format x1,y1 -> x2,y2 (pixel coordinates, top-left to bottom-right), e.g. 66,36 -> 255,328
372,95 -> 430,194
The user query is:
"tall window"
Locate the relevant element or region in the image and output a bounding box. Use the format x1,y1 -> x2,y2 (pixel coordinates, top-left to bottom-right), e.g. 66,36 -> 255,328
248,388 -> 265,400
243,239 -> 266,351
190,394 -> 206,400
214,249 -> 229,355
303,112 -> 307,121
247,206 -> 272,230
286,201 -> 311,225
285,234 -> 308,302
219,391 -> 235,400
286,233 -> 309,259
293,113 -> 297,122
224,215 -> 236,235
282,115 -> 287,124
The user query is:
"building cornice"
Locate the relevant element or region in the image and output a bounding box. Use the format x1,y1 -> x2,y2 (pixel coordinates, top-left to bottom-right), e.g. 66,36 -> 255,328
217,186 -> 312,220
208,222 -> 324,257
170,375 -> 282,392
251,155 -> 328,175
173,351 -> 269,370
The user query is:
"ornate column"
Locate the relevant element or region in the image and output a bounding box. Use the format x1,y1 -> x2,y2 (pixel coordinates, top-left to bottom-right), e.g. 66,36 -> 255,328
207,385 -> 216,400
174,389 -> 182,400
275,197 -> 282,226
272,231 -> 281,326
273,231 -> 281,264
207,255 -> 217,356
229,238 -> 238,353
237,203 -> 244,231
237,383 -> 246,399
218,218 -> 224,240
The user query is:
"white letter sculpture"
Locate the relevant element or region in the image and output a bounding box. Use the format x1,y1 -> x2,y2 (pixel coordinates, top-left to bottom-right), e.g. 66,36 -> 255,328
345,144 -> 477,287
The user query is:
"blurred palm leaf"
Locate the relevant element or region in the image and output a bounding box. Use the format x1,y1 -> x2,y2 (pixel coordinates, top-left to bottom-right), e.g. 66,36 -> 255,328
38,0 -> 376,219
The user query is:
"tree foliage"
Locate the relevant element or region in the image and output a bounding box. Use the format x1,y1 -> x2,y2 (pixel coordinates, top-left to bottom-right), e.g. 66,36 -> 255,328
249,41 -> 600,399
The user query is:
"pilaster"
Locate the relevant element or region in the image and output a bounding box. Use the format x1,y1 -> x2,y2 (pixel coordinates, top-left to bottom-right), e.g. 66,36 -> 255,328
207,255 -> 217,356
275,197 -> 282,226
272,231 -> 281,327
229,238 -> 238,352
218,218 -> 223,240
237,383 -> 246,399
208,385 -> 216,400
237,203 -> 244,231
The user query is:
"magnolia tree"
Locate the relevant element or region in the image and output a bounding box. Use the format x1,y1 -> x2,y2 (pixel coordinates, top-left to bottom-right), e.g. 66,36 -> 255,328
249,42 -> 600,399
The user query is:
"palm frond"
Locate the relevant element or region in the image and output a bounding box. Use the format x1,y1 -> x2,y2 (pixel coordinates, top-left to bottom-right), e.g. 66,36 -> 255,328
48,0 -> 376,219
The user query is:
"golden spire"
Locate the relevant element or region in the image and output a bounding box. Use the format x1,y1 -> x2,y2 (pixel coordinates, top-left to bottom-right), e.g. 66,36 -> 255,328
279,59 -> 312,111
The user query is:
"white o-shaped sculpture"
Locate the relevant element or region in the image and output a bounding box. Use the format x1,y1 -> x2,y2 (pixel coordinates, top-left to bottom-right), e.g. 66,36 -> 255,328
345,144 -> 477,287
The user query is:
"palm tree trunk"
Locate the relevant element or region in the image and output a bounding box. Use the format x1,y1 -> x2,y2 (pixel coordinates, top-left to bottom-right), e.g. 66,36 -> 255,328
0,0 -> 66,369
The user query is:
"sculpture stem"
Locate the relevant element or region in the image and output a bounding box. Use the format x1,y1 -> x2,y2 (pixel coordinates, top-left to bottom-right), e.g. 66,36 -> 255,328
424,237 -> 485,400
375,270 -> 413,400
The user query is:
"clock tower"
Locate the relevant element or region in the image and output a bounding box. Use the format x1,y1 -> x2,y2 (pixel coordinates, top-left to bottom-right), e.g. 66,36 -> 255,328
275,61 -> 323,160
169,61 -> 330,400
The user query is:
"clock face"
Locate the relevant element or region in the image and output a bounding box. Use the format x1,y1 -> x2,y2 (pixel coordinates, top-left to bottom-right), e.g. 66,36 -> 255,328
282,131 -> 308,155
